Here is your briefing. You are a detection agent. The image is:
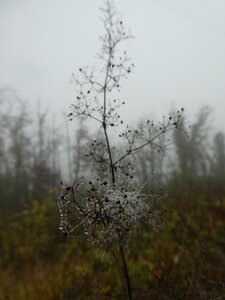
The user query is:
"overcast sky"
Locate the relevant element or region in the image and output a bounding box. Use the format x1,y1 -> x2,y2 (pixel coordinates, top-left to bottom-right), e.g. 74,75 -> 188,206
1,0 -> 225,129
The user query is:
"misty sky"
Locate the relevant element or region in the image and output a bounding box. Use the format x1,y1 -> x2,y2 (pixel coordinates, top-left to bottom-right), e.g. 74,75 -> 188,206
1,0 -> 225,129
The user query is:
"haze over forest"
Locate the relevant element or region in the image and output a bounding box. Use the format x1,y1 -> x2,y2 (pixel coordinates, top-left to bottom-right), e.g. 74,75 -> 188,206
1,1 -> 225,299
1,0 -> 225,130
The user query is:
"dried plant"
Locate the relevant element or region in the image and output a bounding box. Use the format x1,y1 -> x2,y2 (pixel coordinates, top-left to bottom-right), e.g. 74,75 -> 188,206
57,1 -> 184,298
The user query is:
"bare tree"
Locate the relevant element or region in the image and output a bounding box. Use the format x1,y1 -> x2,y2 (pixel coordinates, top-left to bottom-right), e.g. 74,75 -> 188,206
0,88 -> 61,212
171,106 -> 210,198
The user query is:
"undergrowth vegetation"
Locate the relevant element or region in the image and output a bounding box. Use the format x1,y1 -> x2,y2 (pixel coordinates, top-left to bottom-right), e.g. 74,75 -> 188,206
0,191 -> 224,299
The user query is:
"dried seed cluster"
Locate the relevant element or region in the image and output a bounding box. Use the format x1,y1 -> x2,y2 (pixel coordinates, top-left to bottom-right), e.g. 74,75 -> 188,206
57,178 -> 151,246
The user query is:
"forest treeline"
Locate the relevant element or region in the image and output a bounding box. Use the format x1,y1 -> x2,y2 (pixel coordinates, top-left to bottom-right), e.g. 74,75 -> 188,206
0,88 -> 225,213
0,87 -> 224,299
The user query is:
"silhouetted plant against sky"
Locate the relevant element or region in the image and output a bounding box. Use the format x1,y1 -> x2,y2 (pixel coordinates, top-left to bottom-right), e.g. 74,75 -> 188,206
57,1 -> 184,298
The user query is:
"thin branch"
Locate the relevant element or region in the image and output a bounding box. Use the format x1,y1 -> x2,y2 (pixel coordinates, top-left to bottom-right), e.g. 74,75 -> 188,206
113,126 -> 176,166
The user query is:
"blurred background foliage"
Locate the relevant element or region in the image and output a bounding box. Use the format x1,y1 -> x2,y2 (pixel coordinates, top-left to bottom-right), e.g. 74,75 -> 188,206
0,87 -> 224,299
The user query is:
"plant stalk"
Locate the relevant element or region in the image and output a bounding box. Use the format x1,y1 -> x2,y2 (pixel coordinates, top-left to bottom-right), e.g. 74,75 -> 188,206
119,242 -> 133,300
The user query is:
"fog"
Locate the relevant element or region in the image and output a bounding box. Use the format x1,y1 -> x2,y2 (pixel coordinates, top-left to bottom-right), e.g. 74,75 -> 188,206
1,3 -> 225,297
1,0 -> 225,129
